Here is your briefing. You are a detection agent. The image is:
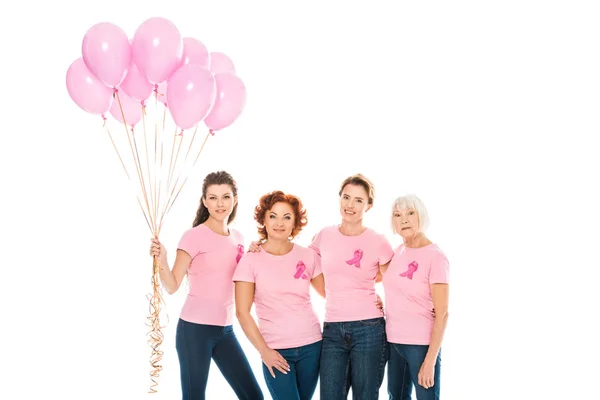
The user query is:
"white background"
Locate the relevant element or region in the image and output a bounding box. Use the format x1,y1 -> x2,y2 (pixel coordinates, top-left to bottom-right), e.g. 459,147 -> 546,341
1,1 -> 599,399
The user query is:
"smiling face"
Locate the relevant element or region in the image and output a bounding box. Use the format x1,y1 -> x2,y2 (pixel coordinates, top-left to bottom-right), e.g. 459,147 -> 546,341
393,206 -> 421,239
202,184 -> 236,223
339,184 -> 371,223
264,201 -> 295,240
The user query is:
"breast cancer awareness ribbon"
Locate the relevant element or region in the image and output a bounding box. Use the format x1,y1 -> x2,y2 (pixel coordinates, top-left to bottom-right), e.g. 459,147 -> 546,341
236,244 -> 244,263
294,261 -> 310,280
345,249 -> 363,268
399,261 -> 419,279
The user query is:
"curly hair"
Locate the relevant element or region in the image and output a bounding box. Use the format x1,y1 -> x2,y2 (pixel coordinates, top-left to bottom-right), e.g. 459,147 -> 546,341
254,191 -> 308,241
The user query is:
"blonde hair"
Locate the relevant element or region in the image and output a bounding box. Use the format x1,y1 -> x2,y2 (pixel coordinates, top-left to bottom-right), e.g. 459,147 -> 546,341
391,194 -> 430,233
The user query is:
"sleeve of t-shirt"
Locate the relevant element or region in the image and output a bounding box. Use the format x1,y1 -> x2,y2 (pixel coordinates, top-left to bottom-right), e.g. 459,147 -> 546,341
429,252 -> 450,284
177,228 -> 201,258
309,229 -> 323,256
232,255 -> 255,283
311,250 -> 323,278
376,234 -> 395,265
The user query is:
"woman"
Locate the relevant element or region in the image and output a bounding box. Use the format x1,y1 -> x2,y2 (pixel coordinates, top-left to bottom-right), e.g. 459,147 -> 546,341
149,171 -> 263,400
310,174 -> 394,399
381,194 -> 449,400
233,190 -> 325,400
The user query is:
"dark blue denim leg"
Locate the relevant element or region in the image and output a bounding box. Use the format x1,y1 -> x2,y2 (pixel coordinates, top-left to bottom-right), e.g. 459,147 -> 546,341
295,340 -> 322,400
175,319 -> 220,400
394,344 -> 441,400
263,349 -> 300,400
387,343 -> 413,400
347,317 -> 388,400
212,326 -> 264,400
320,322 -> 351,400
262,340 -> 322,400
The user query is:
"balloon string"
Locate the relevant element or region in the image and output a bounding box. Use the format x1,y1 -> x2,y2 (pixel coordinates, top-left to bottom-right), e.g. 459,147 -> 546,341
115,89 -> 156,233
147,256 -> 167,393
161,131 -> 211,225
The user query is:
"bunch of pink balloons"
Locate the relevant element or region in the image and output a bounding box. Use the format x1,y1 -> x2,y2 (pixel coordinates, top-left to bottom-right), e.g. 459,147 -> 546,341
65,17 -> 247,132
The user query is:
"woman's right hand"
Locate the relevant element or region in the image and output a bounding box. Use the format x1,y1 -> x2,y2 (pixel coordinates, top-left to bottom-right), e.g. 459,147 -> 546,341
260,347 -> 290,378
149,238 -> 167,267
247,241 -> 262,253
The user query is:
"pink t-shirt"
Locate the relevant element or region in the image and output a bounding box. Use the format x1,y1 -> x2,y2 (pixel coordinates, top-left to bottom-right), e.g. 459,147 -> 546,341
232,244 -> 323,349
310,225 -> 394,322
383,243 -> 449,345
177,224 -> 245,326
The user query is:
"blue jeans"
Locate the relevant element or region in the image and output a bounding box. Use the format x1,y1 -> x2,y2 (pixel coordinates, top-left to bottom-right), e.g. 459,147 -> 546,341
387,343 -> 441,400
262,340 -> 322,400
175,319 -> 263,400
320,317 -> 387,400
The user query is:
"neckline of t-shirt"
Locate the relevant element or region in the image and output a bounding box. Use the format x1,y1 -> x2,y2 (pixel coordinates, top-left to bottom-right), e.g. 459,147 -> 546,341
261,243 -> 296,258
200,223 -> 232,238
402,243 -> 436,251
336,225 -> 370,238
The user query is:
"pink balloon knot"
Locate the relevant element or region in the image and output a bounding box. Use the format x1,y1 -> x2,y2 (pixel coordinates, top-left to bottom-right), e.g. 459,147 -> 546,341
178,129 -> 184,136
141,100 -> 146,107
209,129 -> 215,136
101,114 -> 107,127
153,84 -> 159,94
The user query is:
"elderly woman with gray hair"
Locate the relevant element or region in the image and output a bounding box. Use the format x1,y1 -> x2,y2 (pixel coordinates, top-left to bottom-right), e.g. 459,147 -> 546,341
380,194 -> 449,400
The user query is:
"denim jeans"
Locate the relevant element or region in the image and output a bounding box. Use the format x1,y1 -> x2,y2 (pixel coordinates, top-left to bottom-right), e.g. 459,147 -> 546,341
262,340 -> 322,400
387,343 -> 441,400
320,317 -> 387,400
175,319 -> 263,400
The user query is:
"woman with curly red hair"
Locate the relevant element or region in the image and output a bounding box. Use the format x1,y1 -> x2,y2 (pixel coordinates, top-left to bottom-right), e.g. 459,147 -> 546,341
233,190 -> 325,400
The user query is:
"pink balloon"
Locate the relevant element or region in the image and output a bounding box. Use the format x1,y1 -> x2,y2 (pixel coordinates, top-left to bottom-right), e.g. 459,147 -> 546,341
66,58 -> 113,115
182,38 -> 209,68
132,17 -> 183,84
167,64 -> 216,130
110,90 -> 142,127
209,52 -> 236,75
156,81 -> 168,106
120,62 -> 153,102
82,22 -> 131,87
204,73 -> 247,132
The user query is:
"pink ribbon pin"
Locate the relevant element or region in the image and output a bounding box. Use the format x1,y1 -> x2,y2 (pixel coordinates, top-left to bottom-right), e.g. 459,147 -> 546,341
294,261 -> 310,280
345,249 -> 363,268
399,261 -> 419,279
236,244 -> 244,263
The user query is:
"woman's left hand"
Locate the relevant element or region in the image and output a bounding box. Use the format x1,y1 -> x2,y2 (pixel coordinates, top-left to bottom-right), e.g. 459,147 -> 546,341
418,361 -> 435,389
375,294 -> 384,315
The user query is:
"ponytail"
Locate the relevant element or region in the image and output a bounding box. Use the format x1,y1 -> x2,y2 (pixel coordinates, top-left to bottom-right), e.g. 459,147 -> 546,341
192,201 -> 210,227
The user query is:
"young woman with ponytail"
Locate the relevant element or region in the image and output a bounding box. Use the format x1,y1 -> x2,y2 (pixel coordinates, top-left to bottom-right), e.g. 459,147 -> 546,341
149,171 -> 263,400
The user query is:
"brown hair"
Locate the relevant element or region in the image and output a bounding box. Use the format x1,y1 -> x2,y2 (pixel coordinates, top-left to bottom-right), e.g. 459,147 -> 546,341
338,173 -> 375,205
192,171 -> 238,227
254,191 -> 308,240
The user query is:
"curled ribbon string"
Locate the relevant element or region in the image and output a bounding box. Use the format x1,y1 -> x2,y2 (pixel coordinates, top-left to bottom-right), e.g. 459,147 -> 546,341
399,261 -> 419,279
236,244 -> 245,264
147,255 -> 167,393
345,249 -> 363,268
294,261 -> 309,280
